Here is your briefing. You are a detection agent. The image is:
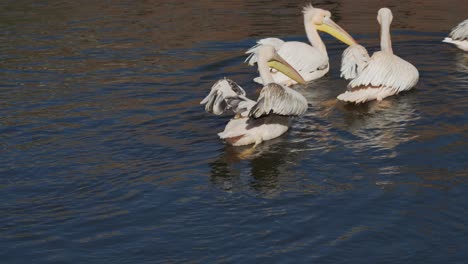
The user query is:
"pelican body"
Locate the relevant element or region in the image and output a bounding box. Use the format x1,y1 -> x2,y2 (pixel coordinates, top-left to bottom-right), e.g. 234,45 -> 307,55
201,46 -> 308,146
245,4 -> 356,86
443,19 -> 468,51
338,8 -> 419,103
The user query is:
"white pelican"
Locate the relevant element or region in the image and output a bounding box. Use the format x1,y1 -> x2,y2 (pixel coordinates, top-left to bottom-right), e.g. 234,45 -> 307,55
200,45 -> 308,146
337,8 -> 419,103
443,19 -> 468,51
245,4 -> 357,86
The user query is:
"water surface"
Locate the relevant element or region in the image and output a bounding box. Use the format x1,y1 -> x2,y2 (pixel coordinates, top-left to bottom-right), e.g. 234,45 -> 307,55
1,0 -> 467,263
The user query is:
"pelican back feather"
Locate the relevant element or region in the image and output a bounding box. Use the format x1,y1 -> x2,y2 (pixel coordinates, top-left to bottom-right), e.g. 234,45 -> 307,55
348,51 -> 419,93
249,83 -> 308,118
338,51 -> 419,103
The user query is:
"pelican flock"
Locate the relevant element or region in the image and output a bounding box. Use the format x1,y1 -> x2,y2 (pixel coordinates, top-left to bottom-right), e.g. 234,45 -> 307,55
201,4 -> 461,146
201,45 -> 308,146
443,19 -> 468,51
337,8 -> 419,103
245,5 -> 357,86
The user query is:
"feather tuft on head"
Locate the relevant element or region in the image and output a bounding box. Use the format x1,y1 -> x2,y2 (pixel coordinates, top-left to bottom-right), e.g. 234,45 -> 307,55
302,4 -> 314,14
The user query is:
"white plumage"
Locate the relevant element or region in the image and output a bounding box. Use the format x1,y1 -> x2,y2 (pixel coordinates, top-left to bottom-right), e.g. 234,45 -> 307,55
246,40 -> 328,86
340,44 -> 370,80
245,38 -> 285,65
443,19 -> 468,51
249,83 -> 308,118
201,46 -> 308,146
201,79 -> 307,146
245,4 -> 356,86
337,8 -> 419,104
200,78 -> 255,118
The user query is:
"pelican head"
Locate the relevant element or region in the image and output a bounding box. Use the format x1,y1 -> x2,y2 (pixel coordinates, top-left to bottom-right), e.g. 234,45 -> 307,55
377,7 -> 393,25
303,4 -> 357,46
258,45 -> 306,84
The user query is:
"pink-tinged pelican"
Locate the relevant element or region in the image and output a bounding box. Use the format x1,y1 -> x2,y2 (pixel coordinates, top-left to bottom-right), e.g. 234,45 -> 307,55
244,4 -> 357,86
337,8 -> 419,103
200,45 -> 308,146
443,19 -> 468,51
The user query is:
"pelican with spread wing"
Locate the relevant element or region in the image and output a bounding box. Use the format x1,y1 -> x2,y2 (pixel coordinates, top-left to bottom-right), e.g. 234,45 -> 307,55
245,4 -> 357,86
443,19 -> 468,51
337,8 -> 419,103
201,45 -> 308,146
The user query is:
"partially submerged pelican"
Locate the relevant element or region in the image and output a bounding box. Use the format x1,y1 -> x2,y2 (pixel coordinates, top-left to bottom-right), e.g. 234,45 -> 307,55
337,8 -> 419,103
201,46 -> 308,146
443,19 -> 468,51
245,4 -> 357,86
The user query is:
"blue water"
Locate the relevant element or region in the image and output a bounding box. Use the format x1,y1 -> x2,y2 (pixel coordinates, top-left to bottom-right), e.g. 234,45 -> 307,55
1,0 -> 467,263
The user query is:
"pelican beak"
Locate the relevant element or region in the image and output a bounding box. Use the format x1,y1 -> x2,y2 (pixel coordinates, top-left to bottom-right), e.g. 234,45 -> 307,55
316,17 -> 357,46
267,54 -> 306,85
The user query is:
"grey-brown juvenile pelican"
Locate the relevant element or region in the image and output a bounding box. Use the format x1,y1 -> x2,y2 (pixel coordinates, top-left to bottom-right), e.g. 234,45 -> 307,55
337,8 -> 419,103
244,4 -> 357,86
201,45 -> 308,146
443,19 -> 468,51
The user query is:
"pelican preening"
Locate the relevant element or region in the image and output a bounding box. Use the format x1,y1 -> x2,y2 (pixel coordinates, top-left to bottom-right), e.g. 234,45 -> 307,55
245,5 -> 357,86
337,8 -> 419,103
443,19 -> 468,51
201,45 -> 308,146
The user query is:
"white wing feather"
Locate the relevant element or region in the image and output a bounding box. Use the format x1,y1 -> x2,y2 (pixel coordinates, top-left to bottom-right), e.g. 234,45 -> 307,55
249,83 -> 308,118
442,37 -> 468,51
340,44 -> 370,80
449,19 -> 468,41
246,41 -> 329,85
245,38 -> 285,66
348,51 -> 419,92
443,19 -> 468,51
337,87 -> 399,104
337,51 -> 419,103
200,78 -> 255,116
276,42 -> 328,83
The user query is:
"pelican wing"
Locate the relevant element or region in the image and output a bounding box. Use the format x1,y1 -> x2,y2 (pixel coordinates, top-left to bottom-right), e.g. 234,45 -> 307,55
276,42 -> 328,81
252,42 -> 329,85
245,38 -> 285,66
249,83 -> 308,118
246,41 -> 329,85
347,51 -> 419,93
449,19 -> 468,41
340,44 -> 370,80
201,78 -> 255,116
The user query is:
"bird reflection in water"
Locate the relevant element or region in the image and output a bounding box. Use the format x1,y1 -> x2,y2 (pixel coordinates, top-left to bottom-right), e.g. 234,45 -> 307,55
299,81 -> 419,146
208,79 -> 421,192
302,85 -> 420,180
208,137 -> 297,195
454,53 -> 468,74
338,96 -> 420,153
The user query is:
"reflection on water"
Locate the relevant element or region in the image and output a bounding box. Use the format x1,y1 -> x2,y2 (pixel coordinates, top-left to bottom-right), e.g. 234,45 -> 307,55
338,97 -> 420,152
209,138 -> 291,195
208,92 -> 423,195
454,53 -> 468,74
1,0 -> 468,263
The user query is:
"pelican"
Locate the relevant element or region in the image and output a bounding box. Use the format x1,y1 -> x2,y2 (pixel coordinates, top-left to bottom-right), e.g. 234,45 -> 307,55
200,45 -> 308,146
244,4 -> 357,86
443,19 -> 468,51
337,8 -> 419,103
